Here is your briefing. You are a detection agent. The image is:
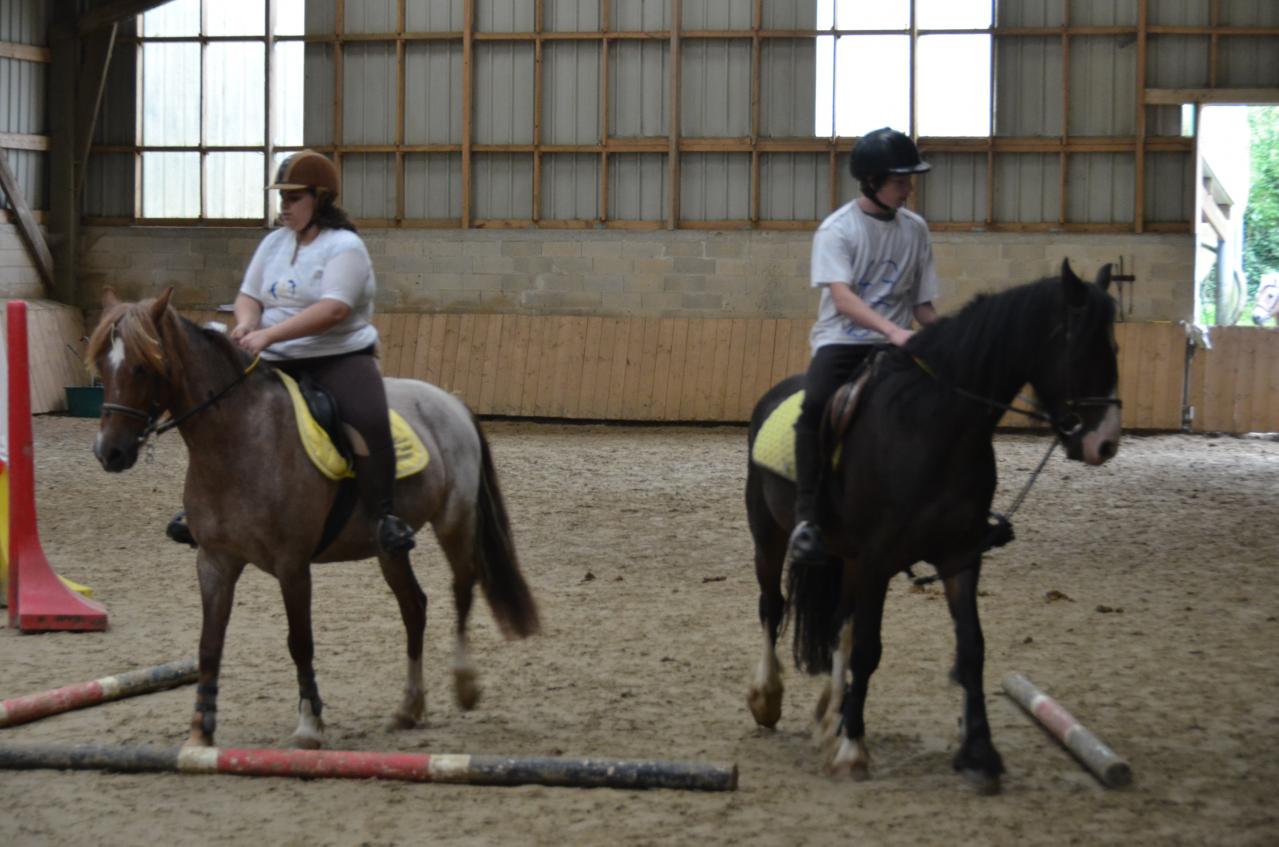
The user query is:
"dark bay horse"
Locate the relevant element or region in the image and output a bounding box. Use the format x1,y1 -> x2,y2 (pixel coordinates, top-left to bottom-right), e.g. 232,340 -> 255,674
88,289 -> 539,749
745,260 -> 1121,793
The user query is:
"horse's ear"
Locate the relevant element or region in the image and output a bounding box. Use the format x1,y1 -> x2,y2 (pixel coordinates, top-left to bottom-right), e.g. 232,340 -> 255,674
102,286 -> 120,309
1094,262 -> 1114,293
1061,258 -> 1086,307
149,286 -> 175,326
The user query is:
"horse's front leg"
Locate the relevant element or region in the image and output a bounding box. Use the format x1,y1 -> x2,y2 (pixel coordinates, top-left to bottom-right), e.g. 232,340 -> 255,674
278,566 -> 325,749
186,551 -> 246,748
829,575 -> 888,780
943,559 -> 1004,794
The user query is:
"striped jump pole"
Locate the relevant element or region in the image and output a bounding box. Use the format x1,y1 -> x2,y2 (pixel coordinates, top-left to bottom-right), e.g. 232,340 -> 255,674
0,743 -> 738,792
0,659 -> 198,728
1002,672 -> 1132,788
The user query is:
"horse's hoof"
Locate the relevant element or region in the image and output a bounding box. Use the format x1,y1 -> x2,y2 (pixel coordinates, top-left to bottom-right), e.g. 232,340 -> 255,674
289,733 -> 324,750
454,668 -> 480,711
746,683 -> 783,728
960,769 -> 1002,796
386,711 -> 419,731
181,734 -> 213,750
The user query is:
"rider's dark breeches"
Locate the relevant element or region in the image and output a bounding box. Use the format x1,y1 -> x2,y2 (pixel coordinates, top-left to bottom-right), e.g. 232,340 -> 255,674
277,347 -> 396,518
794,343 -> 876,524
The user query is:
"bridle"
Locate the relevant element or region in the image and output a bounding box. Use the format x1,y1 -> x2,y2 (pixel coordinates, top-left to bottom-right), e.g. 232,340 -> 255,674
100,322 -> 261,453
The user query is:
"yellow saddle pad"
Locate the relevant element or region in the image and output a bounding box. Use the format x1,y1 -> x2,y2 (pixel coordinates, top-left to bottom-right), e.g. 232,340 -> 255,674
751,390 -> 805,482
277,370 -> 429,482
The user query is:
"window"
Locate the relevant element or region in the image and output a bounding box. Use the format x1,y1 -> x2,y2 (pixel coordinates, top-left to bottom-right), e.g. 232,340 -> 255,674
815,0 -> 992,138
138,0 -> 304,220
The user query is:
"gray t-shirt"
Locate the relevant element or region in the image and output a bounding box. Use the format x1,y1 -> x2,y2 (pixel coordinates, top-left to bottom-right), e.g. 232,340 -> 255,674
809,201 -> 939,352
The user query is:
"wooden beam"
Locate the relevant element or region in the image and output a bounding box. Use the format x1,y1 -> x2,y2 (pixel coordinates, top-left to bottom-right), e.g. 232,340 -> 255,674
0,133 -> 50,152
0,149 -> 55,297
1199,187 -> 1231,241
1145,87 -> 1279,105
78,0 -> 172,35
74,24 -> 118,204
0,41 -> 51,62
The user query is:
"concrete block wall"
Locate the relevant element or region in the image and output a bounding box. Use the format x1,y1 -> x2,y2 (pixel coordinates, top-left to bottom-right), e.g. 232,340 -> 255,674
0,223 -> 47,300
77,226 -> 1194,323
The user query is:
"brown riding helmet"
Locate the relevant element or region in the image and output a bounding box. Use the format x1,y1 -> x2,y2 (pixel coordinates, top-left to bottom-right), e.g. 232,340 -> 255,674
267,150 -> 340,199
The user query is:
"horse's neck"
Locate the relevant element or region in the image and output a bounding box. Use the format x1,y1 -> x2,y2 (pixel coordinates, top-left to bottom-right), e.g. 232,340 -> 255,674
934,295 -> 1054,409
165,322 -> 280,445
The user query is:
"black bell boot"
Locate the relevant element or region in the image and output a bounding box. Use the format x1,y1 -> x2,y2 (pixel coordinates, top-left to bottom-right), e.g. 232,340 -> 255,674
354,448 -> 416,555
788,424 -> 829,567
166,510 -> 199,548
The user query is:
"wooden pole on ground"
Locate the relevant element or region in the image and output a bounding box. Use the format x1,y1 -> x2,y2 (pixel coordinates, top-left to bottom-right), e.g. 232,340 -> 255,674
0,659 -> 197,728
0,743 -> 739,791
1002,672 -> 1132,788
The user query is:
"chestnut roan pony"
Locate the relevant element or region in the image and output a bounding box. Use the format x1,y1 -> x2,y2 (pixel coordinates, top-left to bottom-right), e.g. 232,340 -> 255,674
745,260 -> 1121,793
89,289 -> 539,749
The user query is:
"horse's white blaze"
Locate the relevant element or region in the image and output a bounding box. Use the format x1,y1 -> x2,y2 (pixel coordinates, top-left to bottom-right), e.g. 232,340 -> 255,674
107,334 -> 125,373
1082,393 -> 1121,465
293,697 -> 323,742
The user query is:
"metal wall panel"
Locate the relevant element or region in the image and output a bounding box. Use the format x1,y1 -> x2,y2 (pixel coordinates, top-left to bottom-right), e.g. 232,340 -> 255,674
86,154 -> 135,218
681,40 -> 751,137
993,154 -> 1058,224
1145,151 -> 1194,224
920,153 -> 988,224
405,43 -> 464,144
1149,0 -> 1209,26
760,0 -> 815,29
476,0 -> 534,31
613,0 -> 669,31
759,40 -> 815,137
474,43 -> 535,143
759,153 -> 828,221
4,149 -> 43,211
995,0 -> 1064,27
342,44 -> 396,144
473,154 -> 533,218
608,153 -> 666,220
1067,153 -> 1135,224
610,42 -> 668,137
306,0 -> 338,34
1070,0 -> 1136,26
680,152 -> 749,220
683,0 -> 752,29
1148,104 -> 1184,137
543,42 -> 600,144
1068,37 -> 1136,136
304,44 -> 336,146
344,0 -> 396,34
404,153 -> 463,218
995,38 -> 1063,136
342,153 -> 396,218
541,153 -> 598,219
0,57 -> 43,134
1222,1 -> 1279,26
405,0 -> 465,31
545,0 -> 601,31
0,0 -> 46,44
1219,38 -> 1279,87
1148,34 -> 1209,88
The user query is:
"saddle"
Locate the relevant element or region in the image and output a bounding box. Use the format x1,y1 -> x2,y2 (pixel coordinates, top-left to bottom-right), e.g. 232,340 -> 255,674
750,354 -> 879,482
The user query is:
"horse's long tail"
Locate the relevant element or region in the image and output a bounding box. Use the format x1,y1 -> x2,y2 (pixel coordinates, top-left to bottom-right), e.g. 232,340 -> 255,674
786,556 -> 842,675
472,420 -> 540,639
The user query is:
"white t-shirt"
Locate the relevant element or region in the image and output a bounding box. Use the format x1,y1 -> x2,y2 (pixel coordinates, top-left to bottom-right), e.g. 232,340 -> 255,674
808,201 -> 939,352
239,227 -> 380,361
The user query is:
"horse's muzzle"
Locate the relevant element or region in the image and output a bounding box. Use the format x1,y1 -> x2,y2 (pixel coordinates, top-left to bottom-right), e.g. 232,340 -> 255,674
93,432 -> 139,472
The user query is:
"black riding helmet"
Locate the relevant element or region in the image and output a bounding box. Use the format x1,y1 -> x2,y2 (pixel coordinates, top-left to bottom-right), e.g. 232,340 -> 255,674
850,128 -> 930,212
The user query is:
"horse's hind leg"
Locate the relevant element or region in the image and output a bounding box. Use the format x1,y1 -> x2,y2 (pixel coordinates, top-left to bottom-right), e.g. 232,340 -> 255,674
745,468 -> 786,728
436,521 -> 481,711
828,574 -> 888,780
185,551 -> 246,749
278,567 -> 326,749
943,558 -> 1004,794
376,550 -> 428,730
746,537 -> 786,728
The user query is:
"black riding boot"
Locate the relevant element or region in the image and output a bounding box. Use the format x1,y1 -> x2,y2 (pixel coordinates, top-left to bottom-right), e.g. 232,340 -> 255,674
166,510 -> 198,548
353,446 -> 416,555
788,422 -> 829,567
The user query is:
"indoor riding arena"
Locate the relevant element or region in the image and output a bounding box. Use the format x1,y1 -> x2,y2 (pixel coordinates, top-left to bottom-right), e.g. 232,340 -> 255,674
2,2 -> 1277,846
